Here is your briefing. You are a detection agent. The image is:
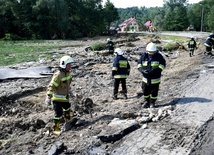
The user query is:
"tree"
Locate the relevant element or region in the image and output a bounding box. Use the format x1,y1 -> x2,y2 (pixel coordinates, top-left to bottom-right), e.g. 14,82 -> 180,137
187,4 -> 201,31
14,0 -> 38,38
163,0 -> 189,30
32,0 -> 52,39
153,8 -> 165,31
0,0 -> 16,38
207,5 -> 214,31
103,0 -> 119,34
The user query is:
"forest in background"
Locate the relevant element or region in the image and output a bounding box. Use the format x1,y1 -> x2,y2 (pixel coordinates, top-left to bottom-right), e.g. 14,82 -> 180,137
116,0 -> 214,32
0,0 -> 213,40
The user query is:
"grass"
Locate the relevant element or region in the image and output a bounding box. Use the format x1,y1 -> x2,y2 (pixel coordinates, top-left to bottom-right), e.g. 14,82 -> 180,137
159,35 -> 189,43
0,35 -> 189,66
0,40 -> 81,66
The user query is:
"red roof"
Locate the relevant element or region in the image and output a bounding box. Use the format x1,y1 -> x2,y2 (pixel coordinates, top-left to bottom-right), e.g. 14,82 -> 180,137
119,17 -> 136,27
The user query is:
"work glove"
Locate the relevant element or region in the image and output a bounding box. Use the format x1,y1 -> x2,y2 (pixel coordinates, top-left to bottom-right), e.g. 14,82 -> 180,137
142,70 -> 150,74
45,95 -> 52,106
138,68 -> 150,75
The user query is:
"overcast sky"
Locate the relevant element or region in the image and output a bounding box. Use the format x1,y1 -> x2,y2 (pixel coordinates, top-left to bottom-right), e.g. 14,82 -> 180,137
102,0 -> 202,8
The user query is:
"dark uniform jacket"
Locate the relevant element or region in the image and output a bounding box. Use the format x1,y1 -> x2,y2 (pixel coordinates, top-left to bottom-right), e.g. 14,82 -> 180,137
112,55 -> 130,79
188,39 -> 197,50
107,41 -> 114,51
137,52 -> 166,84
205,34 -> 214,47
204,38 -> 213,48
208,34 -> 214,45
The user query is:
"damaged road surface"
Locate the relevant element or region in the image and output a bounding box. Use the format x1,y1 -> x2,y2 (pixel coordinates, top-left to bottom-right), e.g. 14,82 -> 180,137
110,62 -> 214,155
1,34 -> 214,155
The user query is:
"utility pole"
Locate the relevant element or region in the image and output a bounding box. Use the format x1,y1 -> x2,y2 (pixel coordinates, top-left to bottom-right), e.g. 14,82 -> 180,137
200,4 -> 204,32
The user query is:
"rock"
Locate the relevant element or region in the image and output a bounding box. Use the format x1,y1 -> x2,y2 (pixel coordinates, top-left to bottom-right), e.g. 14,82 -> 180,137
98,118 -> 141,143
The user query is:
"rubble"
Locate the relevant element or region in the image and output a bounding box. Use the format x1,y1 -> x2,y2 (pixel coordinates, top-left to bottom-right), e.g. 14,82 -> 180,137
0,34 -> 214,154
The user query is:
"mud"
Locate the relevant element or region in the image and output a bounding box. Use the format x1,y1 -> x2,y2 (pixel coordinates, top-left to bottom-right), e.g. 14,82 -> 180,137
0,33 -> 214,155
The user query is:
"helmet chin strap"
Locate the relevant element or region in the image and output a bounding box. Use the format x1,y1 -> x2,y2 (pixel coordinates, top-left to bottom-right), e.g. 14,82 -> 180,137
147,51 -> 156,55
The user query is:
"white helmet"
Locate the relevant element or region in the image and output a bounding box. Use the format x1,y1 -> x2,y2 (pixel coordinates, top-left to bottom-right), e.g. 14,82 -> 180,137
107,38 -> 111,41
114,48 -> 124,55
146,42 -> 157,53
60,56 -> 74,69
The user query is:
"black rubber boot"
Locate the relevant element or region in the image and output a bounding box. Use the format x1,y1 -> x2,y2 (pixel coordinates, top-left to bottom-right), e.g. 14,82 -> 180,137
142,98 -> 150,108
150,102 -> 155,108
192,51 -> 194,56
209,52 -> 214,57
150,99 -> 156,108
113,94 -> 118,100
122,93 -> 128,99
121,90 -> 128,99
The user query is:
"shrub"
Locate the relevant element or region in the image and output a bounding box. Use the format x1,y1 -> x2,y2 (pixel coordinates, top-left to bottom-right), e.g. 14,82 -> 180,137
91,42 -> 106,51
163,43 -> 180,51
3,33 -> 23,40
127,34 -> 137,41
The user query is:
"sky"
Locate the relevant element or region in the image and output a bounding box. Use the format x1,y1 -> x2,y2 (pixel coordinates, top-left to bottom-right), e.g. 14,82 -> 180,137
102,0 -> 202,8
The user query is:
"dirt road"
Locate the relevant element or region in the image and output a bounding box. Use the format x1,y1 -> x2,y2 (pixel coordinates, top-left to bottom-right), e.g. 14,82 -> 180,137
137,31 -> 210,39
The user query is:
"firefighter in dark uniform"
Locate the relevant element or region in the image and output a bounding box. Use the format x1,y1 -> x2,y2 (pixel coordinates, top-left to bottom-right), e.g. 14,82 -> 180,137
204,33 -> 214,56
112,48 -> 130,100
137,42 -> 166,108
46,55 -> 74,134
188,36 -> 197,57
107,38 -> 115,54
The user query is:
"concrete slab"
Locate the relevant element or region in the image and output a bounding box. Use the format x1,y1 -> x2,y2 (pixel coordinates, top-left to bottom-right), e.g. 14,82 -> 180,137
0,66 -> 52,80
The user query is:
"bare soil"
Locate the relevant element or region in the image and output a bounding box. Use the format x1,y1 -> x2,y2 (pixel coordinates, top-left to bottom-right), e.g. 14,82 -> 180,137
0,33 -> 213,155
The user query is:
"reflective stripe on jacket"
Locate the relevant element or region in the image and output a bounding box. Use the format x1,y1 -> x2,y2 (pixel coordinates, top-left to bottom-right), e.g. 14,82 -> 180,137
188,39 -> 196,50
137,52 -> 166,85
47,69 -> 72,102
52,94 -> 68,101
112,55 -> 130,79
204,38 -> 212,47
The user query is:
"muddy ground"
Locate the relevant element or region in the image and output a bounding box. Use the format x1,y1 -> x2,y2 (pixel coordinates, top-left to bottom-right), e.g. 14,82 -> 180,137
0,33 -> 214,155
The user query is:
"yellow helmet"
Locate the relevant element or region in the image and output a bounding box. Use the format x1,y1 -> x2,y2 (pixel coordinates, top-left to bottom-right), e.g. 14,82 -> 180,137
60,56 -> 74,69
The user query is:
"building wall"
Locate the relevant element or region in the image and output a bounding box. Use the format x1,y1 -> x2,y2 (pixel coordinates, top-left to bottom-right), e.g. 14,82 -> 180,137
120,20 -> 139,32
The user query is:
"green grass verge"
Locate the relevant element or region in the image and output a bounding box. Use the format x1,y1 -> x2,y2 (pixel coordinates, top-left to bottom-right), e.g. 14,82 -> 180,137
0,40 -> 81,66
159,35 -> 189,43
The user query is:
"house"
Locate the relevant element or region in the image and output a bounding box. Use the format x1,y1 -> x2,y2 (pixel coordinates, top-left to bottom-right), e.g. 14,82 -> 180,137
119,17 -> 139,32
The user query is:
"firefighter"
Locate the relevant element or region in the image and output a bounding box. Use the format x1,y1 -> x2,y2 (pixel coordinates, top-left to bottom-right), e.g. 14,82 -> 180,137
112,48 -> 130,100
204,34 -> 214,56
208,33 -> 214,43
46,55 -> 74,134
107,38 -> 115,54
137,42 -> 166,108
188,36 -> 197,57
